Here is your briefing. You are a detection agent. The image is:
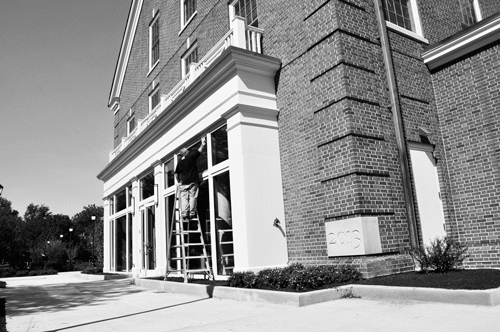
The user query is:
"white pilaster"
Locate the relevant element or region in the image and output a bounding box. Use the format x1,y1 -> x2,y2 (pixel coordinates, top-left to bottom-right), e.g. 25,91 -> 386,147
224,105 -> 288,272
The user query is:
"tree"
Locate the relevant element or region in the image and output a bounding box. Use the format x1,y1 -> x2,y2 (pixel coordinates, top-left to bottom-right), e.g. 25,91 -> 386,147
72,205 -> 104,266
0,197 -> 24,267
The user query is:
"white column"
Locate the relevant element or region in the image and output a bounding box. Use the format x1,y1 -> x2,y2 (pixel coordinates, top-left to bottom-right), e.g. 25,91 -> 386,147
152,160 -> 165,275
103,199 -> 110,273
130,177 -> 140,277
223,105 -> 288,272
232,16 -> 247,50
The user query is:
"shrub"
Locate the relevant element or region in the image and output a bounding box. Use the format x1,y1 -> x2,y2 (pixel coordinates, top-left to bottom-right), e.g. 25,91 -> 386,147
82,266 -> 103,274
227,263 -> 362,292
411,236 -> 469,273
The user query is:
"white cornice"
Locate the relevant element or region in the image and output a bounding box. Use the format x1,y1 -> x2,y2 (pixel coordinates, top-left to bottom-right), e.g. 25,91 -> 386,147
108,0 -> 144,107
422,13 -> 500,70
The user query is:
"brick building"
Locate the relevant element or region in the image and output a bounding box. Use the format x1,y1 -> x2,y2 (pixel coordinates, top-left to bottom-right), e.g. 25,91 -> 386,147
97,0 -> 500,279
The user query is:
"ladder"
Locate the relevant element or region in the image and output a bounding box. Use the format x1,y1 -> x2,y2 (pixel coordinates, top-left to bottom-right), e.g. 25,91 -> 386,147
165,186 -> 213,283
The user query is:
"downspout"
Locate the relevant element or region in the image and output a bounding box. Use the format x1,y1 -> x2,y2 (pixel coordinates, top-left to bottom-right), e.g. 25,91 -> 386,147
373,0 -> 419,248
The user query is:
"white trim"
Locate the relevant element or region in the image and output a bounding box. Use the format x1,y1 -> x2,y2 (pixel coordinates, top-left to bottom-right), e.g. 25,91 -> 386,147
386,21 -> 429,44
422,14 -> 500,70
473,0 -> 482,21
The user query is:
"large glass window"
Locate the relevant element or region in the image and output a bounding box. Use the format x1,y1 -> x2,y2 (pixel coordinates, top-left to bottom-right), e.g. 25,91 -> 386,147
115,215 -> 127,271
211,125 -> 228,165
234,0 -> 258,27
214,171 -> 233,275
164,158 -> 175,189
141,172 -> 155,200
116,189 -> 127,212
142,205 -> 156,270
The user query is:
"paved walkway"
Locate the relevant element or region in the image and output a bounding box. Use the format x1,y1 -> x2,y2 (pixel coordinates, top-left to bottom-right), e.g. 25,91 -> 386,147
1,272 -> 499,331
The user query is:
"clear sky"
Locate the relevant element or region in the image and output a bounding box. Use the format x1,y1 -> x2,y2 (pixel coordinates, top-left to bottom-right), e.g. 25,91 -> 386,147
0,0 -> 131,217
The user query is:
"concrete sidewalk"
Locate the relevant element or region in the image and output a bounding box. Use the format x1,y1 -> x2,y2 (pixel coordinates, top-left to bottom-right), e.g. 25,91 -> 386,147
1,273 -> 499,332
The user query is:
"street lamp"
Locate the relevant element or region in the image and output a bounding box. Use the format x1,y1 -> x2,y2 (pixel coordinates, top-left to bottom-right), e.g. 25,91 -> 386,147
91,216 -> 96,267
69,228 -> 73,268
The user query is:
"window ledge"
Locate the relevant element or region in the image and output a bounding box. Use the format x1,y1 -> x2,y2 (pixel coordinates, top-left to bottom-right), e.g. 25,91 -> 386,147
179,12 -> 197,36
148,60 -> 159,77
386,21 -> 429,45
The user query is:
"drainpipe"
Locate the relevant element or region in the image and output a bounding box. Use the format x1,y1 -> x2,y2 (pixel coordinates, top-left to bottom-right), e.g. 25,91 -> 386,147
373,0 -> 419,248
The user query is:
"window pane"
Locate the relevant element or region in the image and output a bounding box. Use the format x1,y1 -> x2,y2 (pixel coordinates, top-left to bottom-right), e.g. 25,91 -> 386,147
116,189 -> 127,212
164,158 -> 175,188
211,125 -> 228,165
234,0 -> 258,27
115,215 -> 126,271
127,213 -> 133,271
383,0 -> 413,31
127,185 -> 132,207
141,172 -> 155,200
151,19 -> 160,64
214,171 -> 233,275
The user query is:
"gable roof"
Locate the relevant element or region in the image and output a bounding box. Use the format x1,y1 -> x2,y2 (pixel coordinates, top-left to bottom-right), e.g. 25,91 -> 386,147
108,0 -> 144,108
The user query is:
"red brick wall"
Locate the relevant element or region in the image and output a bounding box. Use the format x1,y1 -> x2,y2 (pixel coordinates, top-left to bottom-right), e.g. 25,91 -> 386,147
431,41 -> 500,268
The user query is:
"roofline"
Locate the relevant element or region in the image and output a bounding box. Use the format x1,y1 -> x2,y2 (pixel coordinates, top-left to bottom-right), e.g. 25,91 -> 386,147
107,0 -> 143,108
422,12 -> 500,70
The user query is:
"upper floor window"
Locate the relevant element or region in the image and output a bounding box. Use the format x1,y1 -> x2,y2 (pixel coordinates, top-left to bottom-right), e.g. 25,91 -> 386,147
149,82 -> 160,112
459,0 -> 481,27
149,12 -> 160,70
182,43 -> 198,77
127,109 -> 136,135
233,0 -> 258,27
382,0 -> 424,39
181,0 -> 197,28
140,172 -> 155,200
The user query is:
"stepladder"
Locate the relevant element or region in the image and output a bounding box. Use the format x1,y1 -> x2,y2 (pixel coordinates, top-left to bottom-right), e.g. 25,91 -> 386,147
165,186 -> 213,283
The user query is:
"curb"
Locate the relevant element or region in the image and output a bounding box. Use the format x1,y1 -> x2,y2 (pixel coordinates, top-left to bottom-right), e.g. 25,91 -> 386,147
132,278 -> 500,307
77,273 -> 131,281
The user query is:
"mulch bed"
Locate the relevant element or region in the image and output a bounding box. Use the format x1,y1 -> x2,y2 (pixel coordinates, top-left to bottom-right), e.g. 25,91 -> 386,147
353,269 -> 500,290
150,269 -> 500,291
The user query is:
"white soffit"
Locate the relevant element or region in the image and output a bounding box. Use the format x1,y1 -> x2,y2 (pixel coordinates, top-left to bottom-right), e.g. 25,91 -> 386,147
422,14 -> 500,70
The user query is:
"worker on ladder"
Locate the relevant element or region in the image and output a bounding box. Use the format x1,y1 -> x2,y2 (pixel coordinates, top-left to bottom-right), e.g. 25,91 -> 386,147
174,136 -> 206,219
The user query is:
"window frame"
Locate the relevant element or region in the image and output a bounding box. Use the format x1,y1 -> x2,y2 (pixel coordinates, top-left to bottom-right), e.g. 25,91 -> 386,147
149,82 -> 160,113
459,0 -> 482,27
383,0 -> 427,43
179,0 -> 197,34
149,11 -> 160,72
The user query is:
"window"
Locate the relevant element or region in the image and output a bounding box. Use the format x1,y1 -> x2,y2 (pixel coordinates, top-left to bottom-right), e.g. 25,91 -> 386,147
141,172 -> 155,200
233,0 -> 258,27
149,13 -> 160,70
459,0 -> 481,27
383,0 -> 414,31
211,125 -> 228,166
127,111 -> 136,135
164,158 -> 175,189
116,189 -> 127,212
182,44 -> 198,77
181,0 -> 197,27
149,84 -> 160,112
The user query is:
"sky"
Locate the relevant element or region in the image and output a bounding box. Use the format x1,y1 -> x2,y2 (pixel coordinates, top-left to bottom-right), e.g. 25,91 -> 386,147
0,0 -> 131,217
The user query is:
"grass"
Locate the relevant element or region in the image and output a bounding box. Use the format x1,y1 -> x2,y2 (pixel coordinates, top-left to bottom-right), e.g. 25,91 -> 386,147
353,269 -> 500,290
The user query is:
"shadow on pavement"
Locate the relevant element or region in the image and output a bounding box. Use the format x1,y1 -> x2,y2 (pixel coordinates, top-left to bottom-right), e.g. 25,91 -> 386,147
41,298 -> 210,332
1,279 -> 142,317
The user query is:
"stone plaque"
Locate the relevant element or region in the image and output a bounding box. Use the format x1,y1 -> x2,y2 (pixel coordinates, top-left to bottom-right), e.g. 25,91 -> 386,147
325,217 -> 382,256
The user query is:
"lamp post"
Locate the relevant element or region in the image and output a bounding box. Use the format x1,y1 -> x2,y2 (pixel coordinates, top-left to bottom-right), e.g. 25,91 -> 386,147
91,216 -> 96,267
69,228 -> 73,268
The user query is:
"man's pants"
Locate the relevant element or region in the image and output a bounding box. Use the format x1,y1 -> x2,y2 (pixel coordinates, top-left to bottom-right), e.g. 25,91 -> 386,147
179,182 -> 199,218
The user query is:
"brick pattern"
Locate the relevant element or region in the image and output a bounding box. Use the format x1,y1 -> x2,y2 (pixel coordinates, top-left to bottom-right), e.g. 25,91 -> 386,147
110,0 -> 500,273
431,41 -> 500,268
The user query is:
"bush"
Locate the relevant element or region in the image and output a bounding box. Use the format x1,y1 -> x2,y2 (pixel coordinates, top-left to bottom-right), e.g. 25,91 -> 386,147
82,266 -> 103,274
227,263 -> 362,292
411,236 -> 469,273
0,268 -> 57,278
